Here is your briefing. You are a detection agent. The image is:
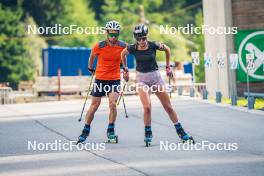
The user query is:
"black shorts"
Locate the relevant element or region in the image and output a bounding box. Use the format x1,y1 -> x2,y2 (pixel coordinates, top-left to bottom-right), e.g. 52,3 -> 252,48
90,79 -> 120,97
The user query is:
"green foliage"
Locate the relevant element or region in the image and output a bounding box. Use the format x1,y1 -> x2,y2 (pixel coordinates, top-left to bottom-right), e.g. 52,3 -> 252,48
25,16 -> 47,76
0,0 -> 205,88
192,10 -> 205,82
0,4 -> 34,88
53,0 -> 99,47
100,0 -> 193,62
23,0 -> 99,46
100,0 -> 139,44
87,0 -> 105,21
22,0 -> 70,28
148,26 -> 191,62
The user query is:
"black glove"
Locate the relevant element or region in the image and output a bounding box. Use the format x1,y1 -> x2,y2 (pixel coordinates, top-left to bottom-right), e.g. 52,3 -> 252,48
88,67 -> 95,74
166,66 -> 173,79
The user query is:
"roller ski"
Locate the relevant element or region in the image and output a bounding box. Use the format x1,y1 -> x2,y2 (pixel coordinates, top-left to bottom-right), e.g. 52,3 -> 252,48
107,124 -> 118,143
144,126 -> 152,147
76,125 -> 90,144
175,123 -> 195,144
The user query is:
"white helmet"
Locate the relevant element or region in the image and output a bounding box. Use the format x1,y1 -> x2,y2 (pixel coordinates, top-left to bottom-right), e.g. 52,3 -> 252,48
105,20 -> 120,31
133,24 -> 148,38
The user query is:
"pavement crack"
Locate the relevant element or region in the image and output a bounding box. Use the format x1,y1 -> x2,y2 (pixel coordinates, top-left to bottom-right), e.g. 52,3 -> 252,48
4,106 -> 150,176
34,119 -> 150,176
128,112 -> 264,157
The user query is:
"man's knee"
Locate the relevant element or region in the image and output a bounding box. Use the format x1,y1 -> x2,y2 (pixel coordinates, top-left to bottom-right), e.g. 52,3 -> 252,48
143,104 -> 151,114
109,101 -> 117,112
91,100 -> 101,110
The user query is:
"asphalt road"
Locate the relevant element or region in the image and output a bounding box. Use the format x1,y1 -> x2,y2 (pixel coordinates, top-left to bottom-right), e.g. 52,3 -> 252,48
0,95 -> 264,176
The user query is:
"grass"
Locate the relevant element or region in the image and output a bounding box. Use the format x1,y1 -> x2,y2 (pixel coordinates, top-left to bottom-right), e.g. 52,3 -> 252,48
210,96 -> 264,110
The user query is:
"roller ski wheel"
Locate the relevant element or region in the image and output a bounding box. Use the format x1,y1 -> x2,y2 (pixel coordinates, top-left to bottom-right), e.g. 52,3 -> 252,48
175,123 -> 195,144
144,130 -> 152,147
107,134 -> 118,143
144,137 -> 152,147
76,128 -> 89,145
181,136 -> 195,144
76,140 -> 83,145
107,127 -> 118,143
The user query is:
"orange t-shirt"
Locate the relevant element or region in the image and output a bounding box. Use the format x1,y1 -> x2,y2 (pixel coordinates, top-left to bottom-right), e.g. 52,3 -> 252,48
92,40 -> 126,80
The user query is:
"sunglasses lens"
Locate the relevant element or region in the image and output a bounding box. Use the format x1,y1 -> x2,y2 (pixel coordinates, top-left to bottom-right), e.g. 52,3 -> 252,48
136,37 -> 147,41
108,33 -> 119,38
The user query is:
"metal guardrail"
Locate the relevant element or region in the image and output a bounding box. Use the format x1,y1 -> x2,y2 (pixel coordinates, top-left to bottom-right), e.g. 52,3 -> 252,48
244,92 -> 264,98
173,83 -> 207,97
0,87 -> 13,105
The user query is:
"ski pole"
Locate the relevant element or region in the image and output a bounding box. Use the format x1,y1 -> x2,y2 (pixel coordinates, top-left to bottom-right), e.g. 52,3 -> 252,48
116,82 -> 126,106
121,94 -> 128,118
169,77 -> 172,98
78,73 -> 94,122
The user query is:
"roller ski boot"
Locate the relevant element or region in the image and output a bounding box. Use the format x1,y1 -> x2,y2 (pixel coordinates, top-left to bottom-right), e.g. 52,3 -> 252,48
175,123 -> 195,144
77,124 -> 90,144
144,126 -> 153,147
107,123 -> 118,143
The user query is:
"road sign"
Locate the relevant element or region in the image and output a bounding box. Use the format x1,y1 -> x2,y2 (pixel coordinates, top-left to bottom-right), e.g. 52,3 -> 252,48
191,52 -> 200,65
246,53 -> 255,72
236,30 -> 264,82
230,53 -> 239,70
204,53 -> 212,68
217,53 -> 225,68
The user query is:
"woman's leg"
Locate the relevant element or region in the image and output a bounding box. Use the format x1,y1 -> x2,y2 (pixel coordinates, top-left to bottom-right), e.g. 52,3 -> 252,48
155,90 -> 179,123
138,87 -> 152,126
155,89 -> 194,142
138,86 -> 153,143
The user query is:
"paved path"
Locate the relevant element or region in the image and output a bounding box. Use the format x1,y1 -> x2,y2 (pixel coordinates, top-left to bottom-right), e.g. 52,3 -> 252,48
0,95 -> 263,176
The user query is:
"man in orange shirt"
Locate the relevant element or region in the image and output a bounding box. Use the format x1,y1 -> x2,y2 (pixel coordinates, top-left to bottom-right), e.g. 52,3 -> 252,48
77,21 -> 127,144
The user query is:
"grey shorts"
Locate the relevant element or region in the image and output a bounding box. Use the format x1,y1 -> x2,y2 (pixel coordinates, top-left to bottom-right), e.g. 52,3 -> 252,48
136,70 -> 165,89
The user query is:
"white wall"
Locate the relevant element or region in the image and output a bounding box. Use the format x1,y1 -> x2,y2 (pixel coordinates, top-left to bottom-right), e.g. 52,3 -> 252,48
203,0 -> 237,98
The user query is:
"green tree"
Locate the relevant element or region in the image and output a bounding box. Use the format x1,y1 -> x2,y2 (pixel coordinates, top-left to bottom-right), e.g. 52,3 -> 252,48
54,0 -> 99,47
100,0 -> 139,44
25,16 -> 47,77
23,0 -> 99,47
0,5 -> 34,88
22,0 -> 70,29
192,10 -> 205,82
88,0 -> 105,21
104,1 -> 198,62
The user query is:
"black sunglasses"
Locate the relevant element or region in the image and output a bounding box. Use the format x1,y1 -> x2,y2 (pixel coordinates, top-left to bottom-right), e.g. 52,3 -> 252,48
108,33 -> 119,38
136,37 -> 147,41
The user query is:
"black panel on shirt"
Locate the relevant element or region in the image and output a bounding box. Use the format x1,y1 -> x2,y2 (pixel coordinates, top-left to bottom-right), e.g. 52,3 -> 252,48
127,41 -> 160,73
